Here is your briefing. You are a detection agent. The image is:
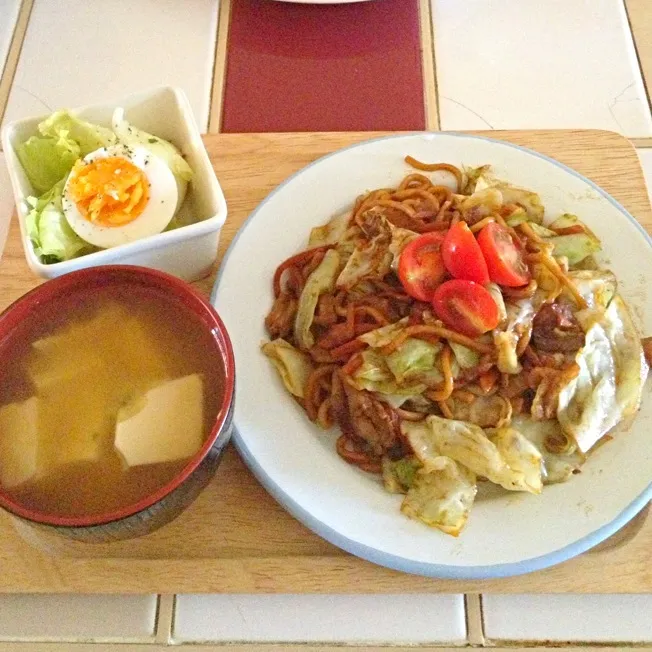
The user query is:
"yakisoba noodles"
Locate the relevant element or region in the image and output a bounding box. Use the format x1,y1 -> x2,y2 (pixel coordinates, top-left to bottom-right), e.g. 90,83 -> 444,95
262,156 -> 650,536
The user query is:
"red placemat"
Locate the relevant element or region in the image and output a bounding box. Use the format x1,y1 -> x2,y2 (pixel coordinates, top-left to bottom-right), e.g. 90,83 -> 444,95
222,0 -> 425,132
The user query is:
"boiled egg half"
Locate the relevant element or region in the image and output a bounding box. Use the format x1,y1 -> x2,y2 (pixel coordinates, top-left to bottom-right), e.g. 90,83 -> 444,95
62,145 -> 178,248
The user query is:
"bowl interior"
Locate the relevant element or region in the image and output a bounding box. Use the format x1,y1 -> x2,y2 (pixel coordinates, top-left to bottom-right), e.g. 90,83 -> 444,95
0,265 -> 234,527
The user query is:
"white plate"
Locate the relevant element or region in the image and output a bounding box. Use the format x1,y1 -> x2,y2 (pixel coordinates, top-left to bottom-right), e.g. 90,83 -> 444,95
211,133 -> 652,579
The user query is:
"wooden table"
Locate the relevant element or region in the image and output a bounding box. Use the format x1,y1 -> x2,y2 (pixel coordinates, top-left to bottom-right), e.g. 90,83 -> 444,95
1,130 -> 651,594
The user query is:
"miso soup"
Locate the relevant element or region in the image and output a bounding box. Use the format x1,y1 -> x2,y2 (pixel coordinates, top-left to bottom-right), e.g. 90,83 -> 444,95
0,285 -> 223,519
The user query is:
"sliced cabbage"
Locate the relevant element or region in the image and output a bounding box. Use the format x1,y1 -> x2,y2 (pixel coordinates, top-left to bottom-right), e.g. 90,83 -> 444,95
402,419 -> 440,470
336,227 -> 392,290
449,394 -> 512,429
354,329 -> 444,392
382,455 -> 421,494
24,179 -> 96,263
388,224 -> 418,270
494,330 -> 521,374
531,261 -> 562,298
557,295 -> 648,453
386,338 -> 442,383
261,339 -> 314,398
294,249 -> 341,349
351,349 -> 429,397
308,210 -> 352,246
495,289 -> 548,374
528,222 -> 558,238
38,110 -> 115,157
418,415 -> 540,493
475,175 -> 544,222
355,349 -> 393,384
487,427 -> 543,494
401,457 -> 477,536
460,188 -> 503,221
112,108 -> 192,209
547,233 -> 601,266
549,213 -> 599,239
511,416 -> 584,484
486,283 -> 507,325
569,270 -> 617,311
505,208 -> 529,227
449,340 -> 481,369
461,164 -> 491,194
359,318 -> 409,348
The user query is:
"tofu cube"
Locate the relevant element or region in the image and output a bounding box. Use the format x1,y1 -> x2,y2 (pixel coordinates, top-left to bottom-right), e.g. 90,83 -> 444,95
0,397 -> 40,488
115,374 -> 204,467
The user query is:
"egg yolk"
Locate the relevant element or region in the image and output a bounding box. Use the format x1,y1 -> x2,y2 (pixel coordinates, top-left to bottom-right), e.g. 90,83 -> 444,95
68,157 -> 150,226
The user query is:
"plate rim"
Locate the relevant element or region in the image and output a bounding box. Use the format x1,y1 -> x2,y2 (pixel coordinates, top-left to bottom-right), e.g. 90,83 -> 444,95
211,131 -> 652,579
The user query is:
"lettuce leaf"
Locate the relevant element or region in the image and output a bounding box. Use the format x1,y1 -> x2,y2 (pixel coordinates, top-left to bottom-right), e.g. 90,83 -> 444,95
25,180 -> 96,263
16,134 -> 80,195
38,110 -> 115,157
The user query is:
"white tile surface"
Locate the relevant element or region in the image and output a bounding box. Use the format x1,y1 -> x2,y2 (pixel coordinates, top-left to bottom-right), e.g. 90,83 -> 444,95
0,594 -> 157,641
2,0 -> 218,131
0,0 -> 21,78
174,594 -> 467,643
637,149 -> 652,202
433,0 -> 652,137
0,152 -> 13,258
483,594 -> 652,642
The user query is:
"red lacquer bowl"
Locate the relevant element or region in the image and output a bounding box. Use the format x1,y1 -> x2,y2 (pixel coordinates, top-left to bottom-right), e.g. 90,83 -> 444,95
0,265 -> 235,542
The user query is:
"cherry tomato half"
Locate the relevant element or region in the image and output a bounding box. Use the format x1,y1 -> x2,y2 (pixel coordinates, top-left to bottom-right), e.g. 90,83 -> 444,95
432,279 -> 500,337
442,221 -> 490,285
397,232 -> 447,301
477,222 -> 531,287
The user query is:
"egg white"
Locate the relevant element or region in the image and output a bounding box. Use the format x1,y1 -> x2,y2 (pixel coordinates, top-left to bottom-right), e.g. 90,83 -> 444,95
62,145 -> 179,248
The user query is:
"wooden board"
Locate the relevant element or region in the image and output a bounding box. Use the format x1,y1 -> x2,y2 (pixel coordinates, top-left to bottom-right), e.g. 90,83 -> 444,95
0,130 -> 651,594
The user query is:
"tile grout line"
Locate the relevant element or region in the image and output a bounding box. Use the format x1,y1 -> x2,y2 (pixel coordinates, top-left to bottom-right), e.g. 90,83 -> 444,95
418,0 -> 439,131
208,0 -> 233,134
0,0 -> 34,149
464,593 -> 485,647
154,594 -> 176,645
624,0 -> 652,124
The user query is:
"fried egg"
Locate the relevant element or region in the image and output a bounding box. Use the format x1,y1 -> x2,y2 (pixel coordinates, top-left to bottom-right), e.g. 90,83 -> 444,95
62,145 -> 178,248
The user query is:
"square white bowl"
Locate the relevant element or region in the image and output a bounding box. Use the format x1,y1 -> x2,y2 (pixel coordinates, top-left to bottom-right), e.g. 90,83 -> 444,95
1,86 -> 227,281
